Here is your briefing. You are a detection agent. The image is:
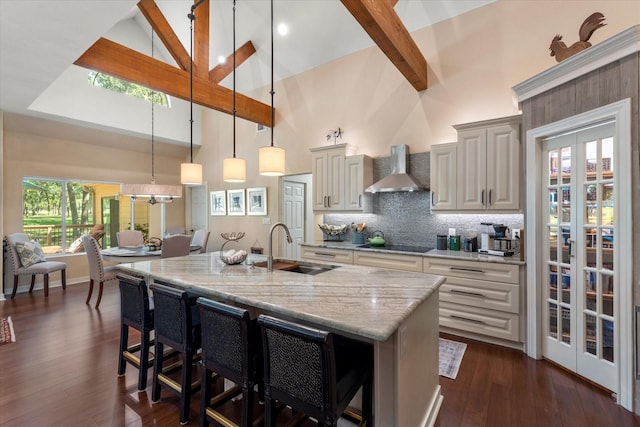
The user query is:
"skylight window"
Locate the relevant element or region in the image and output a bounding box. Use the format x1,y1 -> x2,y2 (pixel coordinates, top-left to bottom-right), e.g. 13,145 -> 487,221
88,71 -> 170,107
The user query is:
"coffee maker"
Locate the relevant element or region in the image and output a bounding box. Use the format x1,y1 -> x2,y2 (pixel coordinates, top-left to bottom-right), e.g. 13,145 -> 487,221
478,223 -> 517,256
478,222 -> 492,252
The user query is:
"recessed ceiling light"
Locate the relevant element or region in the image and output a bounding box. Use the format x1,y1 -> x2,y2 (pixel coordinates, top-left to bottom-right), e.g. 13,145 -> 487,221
217,56 -> 226,64
277,23 -> 288,36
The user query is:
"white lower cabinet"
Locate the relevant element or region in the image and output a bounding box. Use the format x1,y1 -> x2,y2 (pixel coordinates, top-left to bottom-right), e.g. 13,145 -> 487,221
439,302 -> 520,342
300,246 -> 353,264
353,251 -> 423,273
424,257 -> 523,344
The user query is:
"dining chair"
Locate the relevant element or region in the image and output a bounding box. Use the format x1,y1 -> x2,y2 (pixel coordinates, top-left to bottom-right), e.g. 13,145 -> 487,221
190,229 -> 210,254
166,226 -> 186,235
117,273 -> 154,391
258,314 -> 373,427
4,233 -> 67,298
197,297 -> 263,427
116,230 -> 144,248
161,234 -> 192,259
150,281 -> 202,425
82,234 -> 118,308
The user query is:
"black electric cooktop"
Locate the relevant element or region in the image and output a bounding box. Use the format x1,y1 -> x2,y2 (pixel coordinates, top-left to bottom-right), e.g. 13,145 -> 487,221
357,244 -> 434,254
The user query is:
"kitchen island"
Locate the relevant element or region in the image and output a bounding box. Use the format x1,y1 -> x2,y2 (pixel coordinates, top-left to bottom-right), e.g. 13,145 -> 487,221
116,252 -> 444,427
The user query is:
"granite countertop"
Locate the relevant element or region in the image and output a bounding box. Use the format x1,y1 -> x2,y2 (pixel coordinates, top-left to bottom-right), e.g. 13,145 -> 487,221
301,241 -> 526,266
115,253 -> 444,342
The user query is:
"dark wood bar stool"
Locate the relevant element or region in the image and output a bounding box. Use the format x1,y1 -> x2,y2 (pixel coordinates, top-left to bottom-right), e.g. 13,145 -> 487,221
150,281 -> 202,425
258,315 -> 373,427
197,297 -> 264,427
117,273 -> 154,391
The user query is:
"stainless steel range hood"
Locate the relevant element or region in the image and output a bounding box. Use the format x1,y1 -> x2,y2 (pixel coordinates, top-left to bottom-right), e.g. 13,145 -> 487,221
365,144 -> 424,193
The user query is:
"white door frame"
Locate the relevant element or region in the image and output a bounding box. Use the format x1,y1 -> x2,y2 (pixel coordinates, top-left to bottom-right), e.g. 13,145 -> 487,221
281,174 -> 314,257
525,98 -> 632,409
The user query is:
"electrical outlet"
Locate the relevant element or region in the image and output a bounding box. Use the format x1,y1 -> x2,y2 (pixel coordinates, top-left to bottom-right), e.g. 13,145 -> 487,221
448,227 -> 456,236
262,217 -> 271,225
513,229 -> 521,239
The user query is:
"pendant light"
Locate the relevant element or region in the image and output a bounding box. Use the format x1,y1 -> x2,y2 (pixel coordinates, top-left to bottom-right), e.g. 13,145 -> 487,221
223,0 -> 246,182
122,30 -> 182,204
181,1 -> 204,185
258,0 -> 285,176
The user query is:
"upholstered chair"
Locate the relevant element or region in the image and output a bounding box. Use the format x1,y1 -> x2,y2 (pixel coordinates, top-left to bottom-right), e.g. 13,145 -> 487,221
82,234 -> 118,308
190,229 -> 210,254
197,297 -> 263,427
258,314 -> 373,427
4,232 -> 66,298
116,230 -> 144,248
161,234 -> 191,259
150,281 -> 202,425
117,273 -> 155,391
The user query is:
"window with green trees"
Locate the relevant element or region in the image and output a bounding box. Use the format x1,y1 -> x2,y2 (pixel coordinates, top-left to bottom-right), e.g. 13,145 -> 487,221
22,178 -> 121,253
88,71 -> 170,106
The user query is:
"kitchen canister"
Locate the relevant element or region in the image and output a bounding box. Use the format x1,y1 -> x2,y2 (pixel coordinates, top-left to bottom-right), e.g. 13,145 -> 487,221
352,231 -> 365,245
436,235 -> 448,250
449,235 -> 461,251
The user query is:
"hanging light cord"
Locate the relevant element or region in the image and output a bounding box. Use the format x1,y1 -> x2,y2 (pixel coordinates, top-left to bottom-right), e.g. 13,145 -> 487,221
188,0 -> 205,165
232,0 -> 237,158
188,8 -> 194,164
270,0 -> 275,147
151,30 -> 156,183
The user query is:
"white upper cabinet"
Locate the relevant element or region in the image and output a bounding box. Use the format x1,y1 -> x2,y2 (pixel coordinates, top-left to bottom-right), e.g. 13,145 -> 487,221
430,143 -> 457,211
311,144 -> 372,212
312,144 -> 346,211
344,155 -> 372,211
455,116 -> 521,211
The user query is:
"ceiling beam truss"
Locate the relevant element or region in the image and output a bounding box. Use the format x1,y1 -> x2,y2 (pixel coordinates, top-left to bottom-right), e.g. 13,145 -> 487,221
341,0 -> 428,91
74,0 -> 272,127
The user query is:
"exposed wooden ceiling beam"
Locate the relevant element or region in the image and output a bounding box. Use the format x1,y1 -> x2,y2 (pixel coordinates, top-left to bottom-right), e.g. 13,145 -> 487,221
192,0 -> 209,79
341,0 -> 428,91
75,38 -> 272,127
209,41 -> 256,83
75,0 -> 269,127
137,0 -> 190,71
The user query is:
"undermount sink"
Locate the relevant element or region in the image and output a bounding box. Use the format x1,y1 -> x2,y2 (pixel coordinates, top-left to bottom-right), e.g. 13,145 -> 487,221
254,259 -> 340,275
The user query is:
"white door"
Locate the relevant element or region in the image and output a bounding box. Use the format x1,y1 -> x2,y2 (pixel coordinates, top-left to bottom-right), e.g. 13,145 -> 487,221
542,122 -> 617,391
190,185 -> 208,232
282,180 -> 305,260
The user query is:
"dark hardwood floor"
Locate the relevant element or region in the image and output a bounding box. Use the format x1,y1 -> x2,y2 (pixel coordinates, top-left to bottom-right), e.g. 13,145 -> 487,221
1,283 -> 638,426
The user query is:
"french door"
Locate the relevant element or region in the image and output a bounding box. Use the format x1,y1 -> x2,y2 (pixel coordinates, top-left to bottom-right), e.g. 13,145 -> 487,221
543,122 -> 617,391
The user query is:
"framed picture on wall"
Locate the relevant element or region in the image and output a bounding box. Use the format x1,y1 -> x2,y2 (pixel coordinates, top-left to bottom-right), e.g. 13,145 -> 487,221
227,189 -> 245,216
210,191 -> 226,216
247,187 -> 267,216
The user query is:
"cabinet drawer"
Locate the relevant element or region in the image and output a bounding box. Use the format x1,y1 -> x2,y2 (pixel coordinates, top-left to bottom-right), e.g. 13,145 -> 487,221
440,301 -> 520,342
354,251 -> 423,273
424,257 -> 519,284
300,246 -> 353,264
440,275 -> 520,314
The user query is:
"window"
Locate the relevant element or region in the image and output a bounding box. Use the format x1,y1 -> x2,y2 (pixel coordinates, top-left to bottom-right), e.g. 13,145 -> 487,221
22,178 -> 130,253
87,71 -> 170,107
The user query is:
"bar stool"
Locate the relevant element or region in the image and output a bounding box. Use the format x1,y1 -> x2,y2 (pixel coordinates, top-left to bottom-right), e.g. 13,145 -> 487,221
258,315 -> 373,427
150,281 -> 202,425
197,297 -> 263,427
117,273 -> 154,391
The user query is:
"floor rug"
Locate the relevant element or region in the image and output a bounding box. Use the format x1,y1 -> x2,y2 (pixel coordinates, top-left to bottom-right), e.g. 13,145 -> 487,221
439,338 -> 466,379
0,317 -> 16,345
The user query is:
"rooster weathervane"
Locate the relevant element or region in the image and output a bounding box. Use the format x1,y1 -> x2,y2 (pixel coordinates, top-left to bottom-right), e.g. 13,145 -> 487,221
549,12 -> 606,62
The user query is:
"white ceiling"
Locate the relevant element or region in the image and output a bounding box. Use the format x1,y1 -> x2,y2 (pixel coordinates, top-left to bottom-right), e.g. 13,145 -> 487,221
0,0 -> 495,133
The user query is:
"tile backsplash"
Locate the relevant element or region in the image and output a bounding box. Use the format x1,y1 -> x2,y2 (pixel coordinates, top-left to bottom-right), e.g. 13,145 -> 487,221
323,151 -> 524,247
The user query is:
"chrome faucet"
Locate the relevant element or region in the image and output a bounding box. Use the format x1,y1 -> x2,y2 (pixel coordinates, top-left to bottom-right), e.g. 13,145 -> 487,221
268,222 -> 293,271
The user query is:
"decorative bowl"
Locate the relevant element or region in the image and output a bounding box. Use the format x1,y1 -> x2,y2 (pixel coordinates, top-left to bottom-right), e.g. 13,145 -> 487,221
318,224 -> 348,236
220,249 -> 248,265
221,231 -> 245,241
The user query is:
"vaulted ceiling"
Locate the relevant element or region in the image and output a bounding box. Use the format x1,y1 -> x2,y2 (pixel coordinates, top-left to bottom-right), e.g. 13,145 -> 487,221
0,0 -> 495,139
